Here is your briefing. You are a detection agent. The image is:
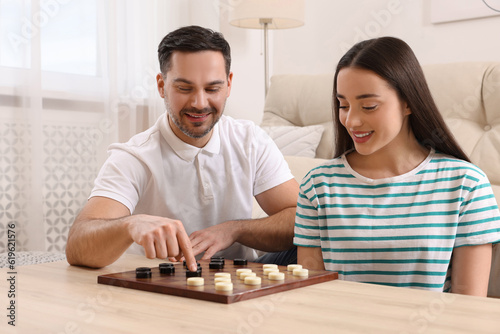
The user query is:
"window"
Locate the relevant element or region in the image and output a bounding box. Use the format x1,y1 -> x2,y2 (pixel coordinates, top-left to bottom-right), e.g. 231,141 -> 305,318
1,0 -> 97,75
0,0 -> 102,99
41,0 -> 97,76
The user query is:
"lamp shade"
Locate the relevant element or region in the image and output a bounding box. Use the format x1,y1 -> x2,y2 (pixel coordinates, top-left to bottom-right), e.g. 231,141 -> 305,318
229,0 -> 305,29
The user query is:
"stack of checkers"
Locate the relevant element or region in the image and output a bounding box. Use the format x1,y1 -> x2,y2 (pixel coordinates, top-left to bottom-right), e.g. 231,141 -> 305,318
184,262 -> 203,277
135,267 -> 152,278
136,263 -> 177,278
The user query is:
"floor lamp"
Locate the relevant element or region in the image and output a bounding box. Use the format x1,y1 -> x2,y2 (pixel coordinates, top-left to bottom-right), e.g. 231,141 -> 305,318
229,0 -> 305,95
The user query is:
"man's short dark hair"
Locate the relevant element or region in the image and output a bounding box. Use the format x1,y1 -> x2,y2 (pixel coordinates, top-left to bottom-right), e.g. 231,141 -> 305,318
158,25 -> 231,76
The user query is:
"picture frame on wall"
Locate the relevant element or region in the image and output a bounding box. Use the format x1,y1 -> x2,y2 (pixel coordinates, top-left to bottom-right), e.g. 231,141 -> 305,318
431,0 -> 500,23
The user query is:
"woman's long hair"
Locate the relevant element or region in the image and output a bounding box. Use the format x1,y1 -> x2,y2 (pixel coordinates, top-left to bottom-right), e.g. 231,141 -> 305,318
332,37 -> 470,162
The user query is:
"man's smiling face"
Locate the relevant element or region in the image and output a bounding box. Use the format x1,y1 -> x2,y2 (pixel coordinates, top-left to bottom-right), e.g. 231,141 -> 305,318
157,50 -> 233,148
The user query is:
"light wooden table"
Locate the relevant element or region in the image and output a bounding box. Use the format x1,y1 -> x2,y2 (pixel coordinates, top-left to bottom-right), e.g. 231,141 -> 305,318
1,254 -> 500,333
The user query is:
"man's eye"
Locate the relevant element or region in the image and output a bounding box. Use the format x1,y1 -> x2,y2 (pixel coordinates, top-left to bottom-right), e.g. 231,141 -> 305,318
178,87 -> 191,92
206,87 -> 221,93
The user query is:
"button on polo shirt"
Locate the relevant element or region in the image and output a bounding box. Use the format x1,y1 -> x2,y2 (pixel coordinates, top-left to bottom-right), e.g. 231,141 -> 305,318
161,116 -> 221,201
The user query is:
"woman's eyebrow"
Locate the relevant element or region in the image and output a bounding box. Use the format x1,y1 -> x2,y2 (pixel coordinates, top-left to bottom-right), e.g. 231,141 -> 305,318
337,93 -> 380,99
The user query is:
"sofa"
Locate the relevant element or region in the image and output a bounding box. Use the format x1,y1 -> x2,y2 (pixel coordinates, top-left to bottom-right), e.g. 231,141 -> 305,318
257,62 -> 500,297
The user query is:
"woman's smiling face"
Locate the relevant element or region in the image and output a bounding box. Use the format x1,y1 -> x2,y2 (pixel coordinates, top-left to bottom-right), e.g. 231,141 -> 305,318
336,66 -> 412,157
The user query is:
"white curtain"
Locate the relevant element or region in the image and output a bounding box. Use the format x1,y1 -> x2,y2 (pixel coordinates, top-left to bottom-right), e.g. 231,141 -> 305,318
0,0 -> 220,254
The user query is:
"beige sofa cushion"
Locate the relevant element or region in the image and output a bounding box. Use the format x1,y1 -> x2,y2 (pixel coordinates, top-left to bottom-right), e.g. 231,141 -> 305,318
260,125 -> 324,158
262,74 -> 335,159
422,63 -> 500,204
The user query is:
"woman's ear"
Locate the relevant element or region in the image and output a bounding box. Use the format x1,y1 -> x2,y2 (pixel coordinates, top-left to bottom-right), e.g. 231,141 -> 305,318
404,102 -> 411,116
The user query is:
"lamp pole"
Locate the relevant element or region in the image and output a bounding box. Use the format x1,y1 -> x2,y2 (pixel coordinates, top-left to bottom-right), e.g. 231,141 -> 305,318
260,18 -> 272,95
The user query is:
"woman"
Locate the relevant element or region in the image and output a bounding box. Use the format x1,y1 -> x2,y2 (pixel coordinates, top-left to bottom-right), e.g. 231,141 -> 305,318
294,37 -> 500,296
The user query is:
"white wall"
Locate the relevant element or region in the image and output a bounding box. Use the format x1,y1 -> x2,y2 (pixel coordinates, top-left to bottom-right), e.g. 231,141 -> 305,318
220,0 -> 500,124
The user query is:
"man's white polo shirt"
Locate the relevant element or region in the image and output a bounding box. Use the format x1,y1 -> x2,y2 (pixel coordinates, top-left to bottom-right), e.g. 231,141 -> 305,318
90,113 -> 293,260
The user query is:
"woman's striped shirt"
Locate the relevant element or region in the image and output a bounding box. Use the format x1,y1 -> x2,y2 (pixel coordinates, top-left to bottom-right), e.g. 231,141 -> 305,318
294,149 -> 500,291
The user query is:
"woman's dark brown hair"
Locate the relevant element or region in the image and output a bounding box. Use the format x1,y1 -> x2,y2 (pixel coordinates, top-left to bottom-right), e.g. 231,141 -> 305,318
332,37 -> 470,162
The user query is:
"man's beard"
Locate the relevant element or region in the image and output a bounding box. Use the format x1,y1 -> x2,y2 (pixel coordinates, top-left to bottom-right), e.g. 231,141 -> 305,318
165,101 -> 224,139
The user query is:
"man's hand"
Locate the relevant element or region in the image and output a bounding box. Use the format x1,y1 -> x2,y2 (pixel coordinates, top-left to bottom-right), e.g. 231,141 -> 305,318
66,196 -> 197,271
126,214 -> 198,271
188,221 -> 239,260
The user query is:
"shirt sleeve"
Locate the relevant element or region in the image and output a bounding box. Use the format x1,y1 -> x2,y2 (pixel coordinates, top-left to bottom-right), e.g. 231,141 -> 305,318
455,167 -> 500,247
252,126 -> 294,196
294,171 -> 321,248
90,147 -> 147,214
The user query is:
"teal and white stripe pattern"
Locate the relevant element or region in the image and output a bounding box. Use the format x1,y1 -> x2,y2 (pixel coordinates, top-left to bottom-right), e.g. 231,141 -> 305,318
294,149 -> 500,291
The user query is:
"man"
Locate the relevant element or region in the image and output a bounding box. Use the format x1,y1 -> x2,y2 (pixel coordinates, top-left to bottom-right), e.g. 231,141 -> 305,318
65,26 -> 299,271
